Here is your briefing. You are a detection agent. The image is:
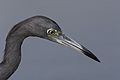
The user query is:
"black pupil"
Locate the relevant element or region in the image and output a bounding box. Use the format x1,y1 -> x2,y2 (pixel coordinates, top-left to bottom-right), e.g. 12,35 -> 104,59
49,30 -> 55,34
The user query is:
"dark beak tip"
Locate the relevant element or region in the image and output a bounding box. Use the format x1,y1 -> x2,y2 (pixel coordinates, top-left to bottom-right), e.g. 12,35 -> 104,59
81,45 -> 101,63
87,54 -> 101,63
82,50 -> 101,63
95,58 -> 101,63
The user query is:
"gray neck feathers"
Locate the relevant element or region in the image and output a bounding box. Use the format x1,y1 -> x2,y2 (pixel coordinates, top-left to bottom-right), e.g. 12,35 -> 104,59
0,27 -> 27,80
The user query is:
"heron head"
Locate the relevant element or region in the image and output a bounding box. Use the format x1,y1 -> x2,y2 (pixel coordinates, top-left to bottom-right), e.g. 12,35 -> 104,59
33,17 -> 100,62
25,16 -> 100,62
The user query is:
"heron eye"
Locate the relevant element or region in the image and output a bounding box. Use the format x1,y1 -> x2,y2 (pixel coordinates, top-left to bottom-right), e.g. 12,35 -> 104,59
47,28 -> 57,35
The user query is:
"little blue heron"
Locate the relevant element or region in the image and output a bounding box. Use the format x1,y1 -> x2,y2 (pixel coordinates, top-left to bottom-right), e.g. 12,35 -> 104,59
0,16 -> 100,80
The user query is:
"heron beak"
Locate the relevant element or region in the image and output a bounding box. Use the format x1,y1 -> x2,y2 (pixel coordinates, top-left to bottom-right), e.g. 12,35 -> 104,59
53,34 -> 100,62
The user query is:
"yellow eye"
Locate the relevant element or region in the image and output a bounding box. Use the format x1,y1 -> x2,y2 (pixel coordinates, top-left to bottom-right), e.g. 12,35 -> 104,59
47,28 -> 56,35
47,28 -> 60,37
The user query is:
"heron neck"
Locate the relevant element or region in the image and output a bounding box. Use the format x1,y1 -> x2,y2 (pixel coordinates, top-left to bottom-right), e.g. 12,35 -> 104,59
0,34 -> 25,80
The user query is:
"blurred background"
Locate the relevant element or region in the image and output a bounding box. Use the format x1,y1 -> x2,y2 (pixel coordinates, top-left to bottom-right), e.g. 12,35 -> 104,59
0,0 -> 120,80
